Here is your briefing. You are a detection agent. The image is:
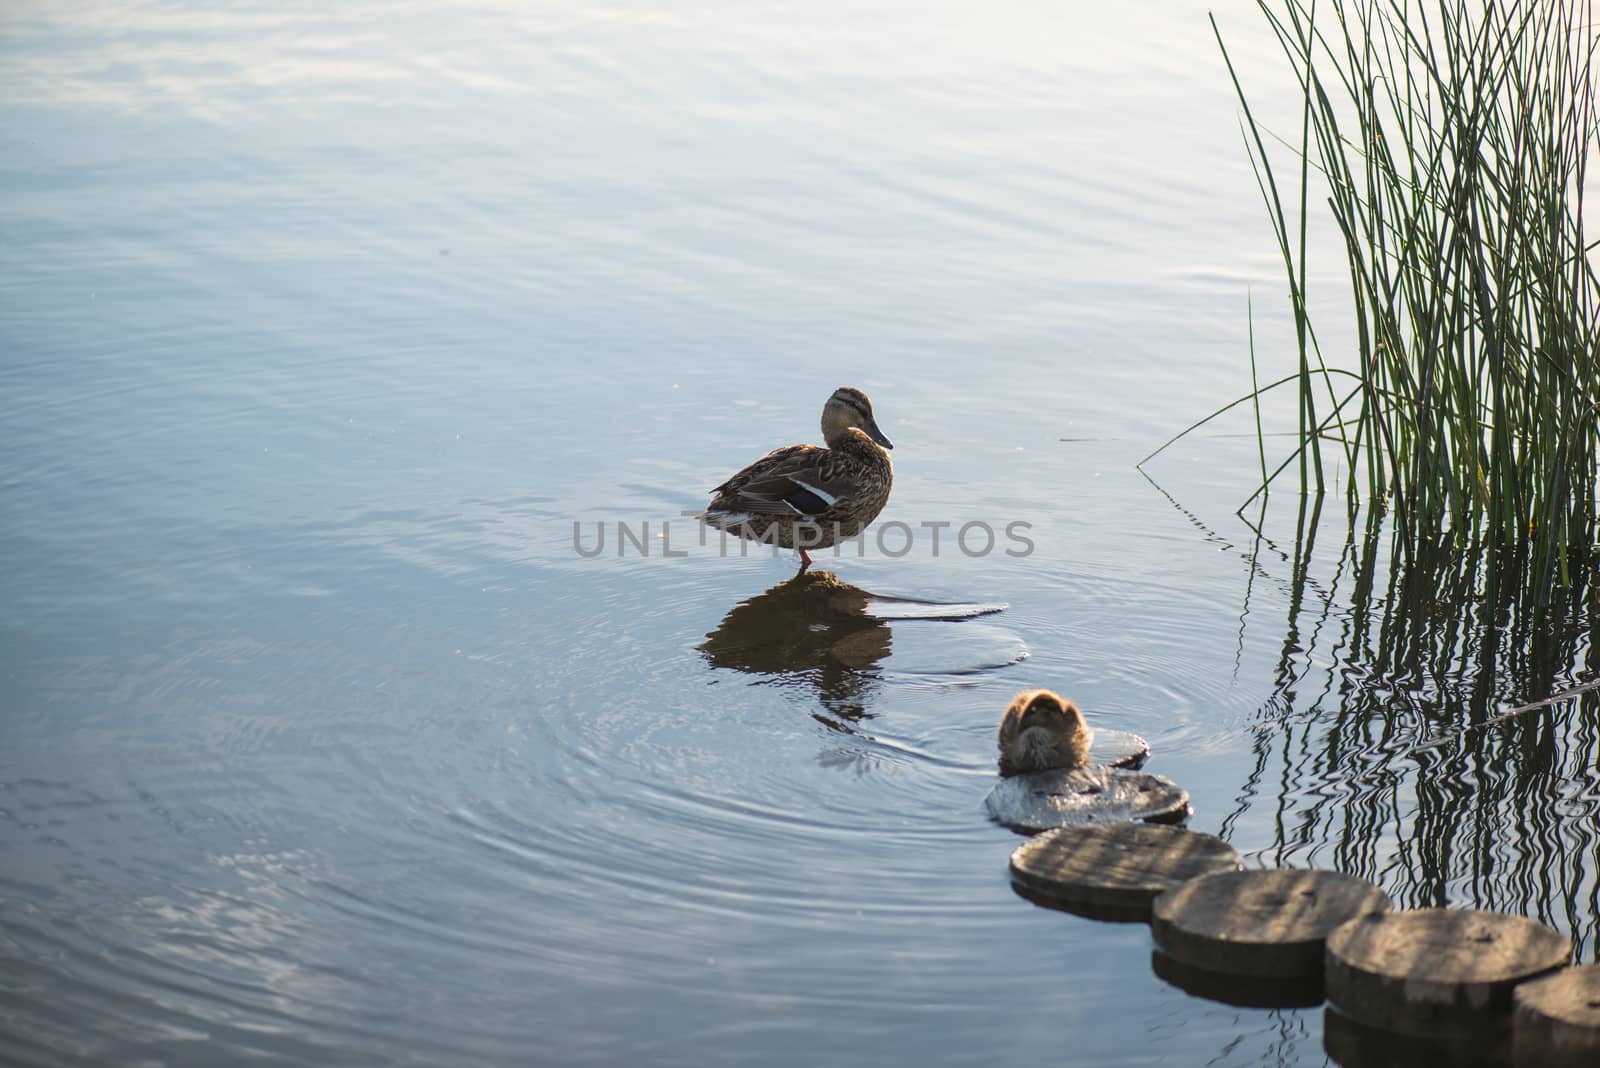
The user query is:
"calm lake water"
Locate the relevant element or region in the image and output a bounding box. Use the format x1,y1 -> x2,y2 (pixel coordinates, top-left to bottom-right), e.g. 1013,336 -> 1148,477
3,3 -> 1596,1065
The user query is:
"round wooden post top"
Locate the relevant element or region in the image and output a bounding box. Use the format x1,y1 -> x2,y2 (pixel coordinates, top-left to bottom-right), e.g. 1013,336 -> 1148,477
1086,728 -> 1151,770
1325,908 -> 1571,1039
985,767 -> 1190,834
1152,868 -> 1391,979
1008,822 -> 1240,921
1514,964 -> 1600,1064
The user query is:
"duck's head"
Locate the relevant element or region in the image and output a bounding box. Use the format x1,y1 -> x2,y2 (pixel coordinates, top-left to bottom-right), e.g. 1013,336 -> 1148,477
997,689 -> 1094,777
821,386 -> 893,450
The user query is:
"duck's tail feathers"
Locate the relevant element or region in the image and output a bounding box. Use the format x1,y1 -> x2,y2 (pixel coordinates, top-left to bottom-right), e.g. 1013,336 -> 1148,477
697,510 -> 753,530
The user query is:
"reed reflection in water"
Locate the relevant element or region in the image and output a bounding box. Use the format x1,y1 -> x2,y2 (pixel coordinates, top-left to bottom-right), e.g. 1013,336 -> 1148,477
1214,495 -> 1600,959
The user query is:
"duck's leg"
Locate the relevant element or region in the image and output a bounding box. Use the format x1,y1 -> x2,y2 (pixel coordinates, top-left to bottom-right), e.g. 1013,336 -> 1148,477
797,548 -> 813,571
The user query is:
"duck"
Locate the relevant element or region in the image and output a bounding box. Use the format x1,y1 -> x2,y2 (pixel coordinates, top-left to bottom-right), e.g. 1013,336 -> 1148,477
700,386 -> 894,569
997,690 -> 1094,776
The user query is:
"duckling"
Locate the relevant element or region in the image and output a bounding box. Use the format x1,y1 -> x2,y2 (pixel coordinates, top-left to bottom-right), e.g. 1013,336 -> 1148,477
997,690 -> 1094,776
700,386 -> 894,569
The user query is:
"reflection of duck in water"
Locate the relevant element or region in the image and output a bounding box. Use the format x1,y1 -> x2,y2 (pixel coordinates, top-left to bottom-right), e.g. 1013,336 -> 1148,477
997,690 -> 1094,776
698,570 -> 891,722
699,387 -> 894,570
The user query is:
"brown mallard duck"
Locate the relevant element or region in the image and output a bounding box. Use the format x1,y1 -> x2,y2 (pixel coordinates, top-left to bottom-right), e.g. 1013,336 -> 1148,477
997,690 -> 1094,776
700,386 -> 894,568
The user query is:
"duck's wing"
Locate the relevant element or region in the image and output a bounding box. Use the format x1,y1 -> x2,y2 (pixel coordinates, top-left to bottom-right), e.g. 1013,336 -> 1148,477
707,445 -> 854,518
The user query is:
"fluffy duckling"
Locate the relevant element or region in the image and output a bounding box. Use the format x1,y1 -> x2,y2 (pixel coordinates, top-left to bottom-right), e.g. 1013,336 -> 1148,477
997,690 -> 1094,776
700,387 -> 894,569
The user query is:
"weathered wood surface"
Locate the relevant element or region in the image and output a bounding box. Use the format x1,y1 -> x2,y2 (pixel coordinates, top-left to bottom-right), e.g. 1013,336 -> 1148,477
985,766 -> 1189,833
1514,964 -> 1600,1065
1150,949 -> 1324,1010
1152,868 -> 1390,979
1325,908 -> 1570,1040
1008,822 -> 1239,922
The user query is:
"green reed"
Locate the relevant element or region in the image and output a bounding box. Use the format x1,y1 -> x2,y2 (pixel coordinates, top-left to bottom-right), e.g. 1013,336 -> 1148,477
1184,0 -> 1600,622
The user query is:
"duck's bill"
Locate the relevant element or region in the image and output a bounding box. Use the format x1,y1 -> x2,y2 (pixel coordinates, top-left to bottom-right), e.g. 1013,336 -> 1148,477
864,419 -> 894,449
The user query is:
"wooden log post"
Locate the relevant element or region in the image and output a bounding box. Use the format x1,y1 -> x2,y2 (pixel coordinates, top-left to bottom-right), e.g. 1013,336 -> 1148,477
1008,822 -> 1240,923
1514,964 -> 1600,1066
1325,909 -> 1570,1040
985,767 -> 1190,834
1152,868 -> 1391,980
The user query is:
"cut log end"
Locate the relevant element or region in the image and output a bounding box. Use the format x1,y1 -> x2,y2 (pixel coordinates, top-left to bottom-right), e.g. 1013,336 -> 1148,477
1515,964 -> 1600,1065
1153,868 -> 1391,979
1326,908 -> 1570,1040
1009,822 -> 1240,922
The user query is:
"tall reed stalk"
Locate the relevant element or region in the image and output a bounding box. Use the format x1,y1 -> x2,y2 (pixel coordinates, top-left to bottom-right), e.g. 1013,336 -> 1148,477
1191,0 -> 1600,622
